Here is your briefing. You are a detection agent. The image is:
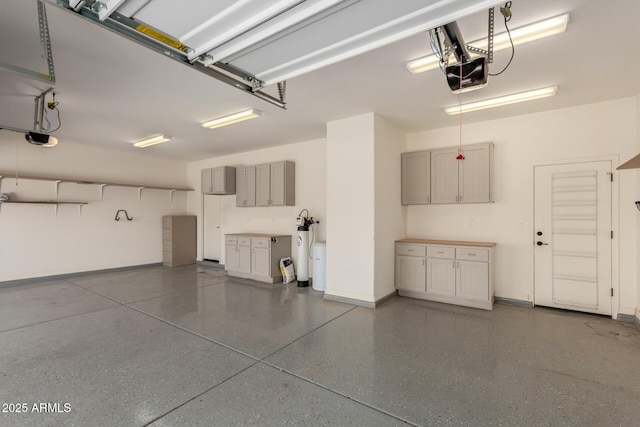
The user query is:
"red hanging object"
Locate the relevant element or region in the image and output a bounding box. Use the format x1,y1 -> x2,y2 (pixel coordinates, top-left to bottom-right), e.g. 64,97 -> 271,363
456,147 -> 465,160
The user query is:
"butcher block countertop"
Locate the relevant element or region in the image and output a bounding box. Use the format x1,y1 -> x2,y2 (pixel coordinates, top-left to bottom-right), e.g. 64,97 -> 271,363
396,238 -> 496,247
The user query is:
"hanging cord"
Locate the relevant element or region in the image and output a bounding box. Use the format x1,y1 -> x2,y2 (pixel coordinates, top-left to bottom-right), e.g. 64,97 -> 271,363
489,1 -> 514,76
456,61 -> 465,160
46,93 -> 62,132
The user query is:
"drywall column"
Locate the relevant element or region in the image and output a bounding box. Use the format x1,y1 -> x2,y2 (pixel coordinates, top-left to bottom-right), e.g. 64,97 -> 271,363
637,92 -> 640,323
325,113 -> 405,305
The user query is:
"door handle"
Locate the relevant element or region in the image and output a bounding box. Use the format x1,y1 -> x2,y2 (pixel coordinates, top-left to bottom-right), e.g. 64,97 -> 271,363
536,241 -> 548,246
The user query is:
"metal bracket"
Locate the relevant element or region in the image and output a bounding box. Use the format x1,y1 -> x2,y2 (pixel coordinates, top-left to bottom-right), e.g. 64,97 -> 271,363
45,1 -> 286,109
466,7 -> 495,63
0,1 -> 57,84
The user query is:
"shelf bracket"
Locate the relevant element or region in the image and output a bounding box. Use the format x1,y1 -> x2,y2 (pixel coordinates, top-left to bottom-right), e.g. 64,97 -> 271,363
54,204 -> 58,217
78,204 -> 84,216
169,189 -> 176,205
137,187 -> 146,202
98,184 -> 108,201
54,180 -> 62,199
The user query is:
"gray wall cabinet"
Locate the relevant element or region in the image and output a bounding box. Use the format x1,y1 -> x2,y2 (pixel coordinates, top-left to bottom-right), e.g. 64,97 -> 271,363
401,151 -> 431,205
236,166 -> 256,207
430,142 -> 493,204
201,166 -> 236,195
256,161 -> 295,207
402,142 -> 493,205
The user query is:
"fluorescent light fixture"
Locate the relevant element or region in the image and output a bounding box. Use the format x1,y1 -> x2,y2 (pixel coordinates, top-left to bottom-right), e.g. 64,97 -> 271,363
201,108 -> 262,129
407,13 -> 569,74
444,86 -> 558,115
132,134 -> 172,148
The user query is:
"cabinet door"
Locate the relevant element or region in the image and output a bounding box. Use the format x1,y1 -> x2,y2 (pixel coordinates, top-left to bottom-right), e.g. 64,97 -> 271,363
456,260 -> 489,301
256,164 -> 271,206
395,255 -> 426,292
236,167 -> 256,207
212,167 -> 225,193
225,245 -> 240,271
201,168 -> 213,194
402,151 -> 430,205
459,143 -> 492,203
252,247 -> 270,277
238,246 -> 252,273
430,147 -> 459,204
426,258 -> 456,295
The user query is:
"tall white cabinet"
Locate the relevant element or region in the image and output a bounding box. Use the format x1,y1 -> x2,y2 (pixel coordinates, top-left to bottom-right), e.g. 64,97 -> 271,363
395,239 -> 496,310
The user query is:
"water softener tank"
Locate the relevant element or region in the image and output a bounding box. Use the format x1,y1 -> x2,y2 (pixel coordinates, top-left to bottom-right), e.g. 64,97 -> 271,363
297,225 -> 310,287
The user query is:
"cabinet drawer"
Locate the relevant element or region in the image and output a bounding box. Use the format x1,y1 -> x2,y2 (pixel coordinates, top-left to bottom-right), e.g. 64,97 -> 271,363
252,237 -> 270,248
427,246 -> 455,259
456,248 -> 489,262
396,244 -> 425,257
238,237 -> 252,247
225,236 -> 238,246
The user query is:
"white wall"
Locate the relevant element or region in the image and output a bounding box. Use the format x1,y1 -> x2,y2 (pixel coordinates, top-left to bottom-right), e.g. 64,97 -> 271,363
326,114 -> 376,302
636,93 -> 640,321
406,98 -> 638,316
0,133 -> 189,282
374,114 -> 407,300
187,138 -> 327,272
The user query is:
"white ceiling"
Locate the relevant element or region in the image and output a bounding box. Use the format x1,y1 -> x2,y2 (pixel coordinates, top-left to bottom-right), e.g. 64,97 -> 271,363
0,0 -> 639,162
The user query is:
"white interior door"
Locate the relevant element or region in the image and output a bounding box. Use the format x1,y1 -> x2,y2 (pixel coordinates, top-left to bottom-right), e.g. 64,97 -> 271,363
203,195 -> 221,261
534,161 -> 612,315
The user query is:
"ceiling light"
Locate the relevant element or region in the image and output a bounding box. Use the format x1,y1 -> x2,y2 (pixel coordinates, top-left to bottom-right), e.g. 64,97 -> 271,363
132,134 -> 172,148
444,86 -> 558,115
407,13 -> 569,74
201,108 -> 262,129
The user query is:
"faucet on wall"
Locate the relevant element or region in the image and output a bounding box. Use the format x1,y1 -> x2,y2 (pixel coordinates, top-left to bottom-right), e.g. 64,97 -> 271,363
114,209 -> 133,221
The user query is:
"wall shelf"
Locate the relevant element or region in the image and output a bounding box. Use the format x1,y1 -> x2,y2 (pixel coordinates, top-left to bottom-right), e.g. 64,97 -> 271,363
0,200 -> 88,216
0,172 -> 194,203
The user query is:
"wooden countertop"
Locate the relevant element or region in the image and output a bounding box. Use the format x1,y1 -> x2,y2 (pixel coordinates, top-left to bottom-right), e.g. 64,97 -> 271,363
226,233 -> 291,238
396,238 -> 496,247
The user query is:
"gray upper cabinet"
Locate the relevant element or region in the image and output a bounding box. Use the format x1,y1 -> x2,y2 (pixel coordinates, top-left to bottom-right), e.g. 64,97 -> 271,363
256,163 -> 272,206
430,142 -> 493,204
256,161 -> 295,207
458,143 -> 493,203
201,166 -> 236,195
401,150 -> 431,205
236,166 -> 256,207
430,147 -> 459,204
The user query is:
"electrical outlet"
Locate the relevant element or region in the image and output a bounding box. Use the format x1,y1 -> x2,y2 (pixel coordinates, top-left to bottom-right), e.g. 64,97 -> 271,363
516,219 -> 524,229
468,219 -> 475,228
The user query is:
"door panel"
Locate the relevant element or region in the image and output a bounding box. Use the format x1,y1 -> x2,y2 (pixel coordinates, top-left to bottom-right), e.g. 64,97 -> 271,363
426,258 -> 456,295
534,161 -> 612,315
203,195 -> 221,261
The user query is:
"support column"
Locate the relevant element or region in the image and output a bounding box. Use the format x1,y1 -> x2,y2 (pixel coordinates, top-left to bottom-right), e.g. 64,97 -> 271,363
325,113 -> 405,306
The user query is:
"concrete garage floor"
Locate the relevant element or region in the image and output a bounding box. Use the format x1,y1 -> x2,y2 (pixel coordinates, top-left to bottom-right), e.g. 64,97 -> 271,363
1,264 -> 639,426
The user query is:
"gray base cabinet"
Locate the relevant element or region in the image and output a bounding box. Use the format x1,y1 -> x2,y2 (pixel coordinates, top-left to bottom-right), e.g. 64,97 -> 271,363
162,216 -> 196,267
225,234 -> 291,283
395,239 -> 495,310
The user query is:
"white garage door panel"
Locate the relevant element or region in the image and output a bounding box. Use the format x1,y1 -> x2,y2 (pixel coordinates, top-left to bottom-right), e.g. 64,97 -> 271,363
111,0 -> 501,85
